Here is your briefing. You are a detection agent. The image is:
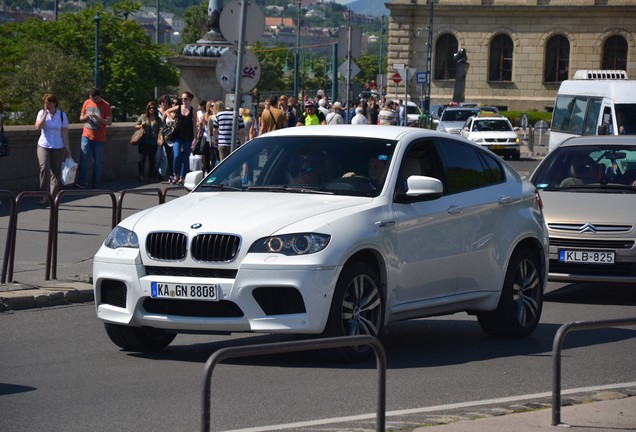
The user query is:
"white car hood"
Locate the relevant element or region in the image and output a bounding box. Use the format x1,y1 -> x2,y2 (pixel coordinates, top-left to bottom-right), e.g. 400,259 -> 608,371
129,192 -> 370,236
466,131 -> 517,139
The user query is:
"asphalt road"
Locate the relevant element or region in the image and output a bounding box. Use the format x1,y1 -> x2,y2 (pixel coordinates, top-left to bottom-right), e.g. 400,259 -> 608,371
1,282 -> 635,432
2,153 -> 635,431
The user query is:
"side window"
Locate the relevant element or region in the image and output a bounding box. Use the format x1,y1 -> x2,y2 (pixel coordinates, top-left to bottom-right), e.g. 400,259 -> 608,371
480,151 -> 505,184
583,98 -> 602,136
395,140 -> 444,196
436,139 -> 502,194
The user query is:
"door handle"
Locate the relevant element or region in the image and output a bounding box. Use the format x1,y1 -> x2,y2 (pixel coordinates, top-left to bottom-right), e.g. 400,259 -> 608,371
447,205 -> 463,214
498,196 -> 513,205
375,220 -> 395,228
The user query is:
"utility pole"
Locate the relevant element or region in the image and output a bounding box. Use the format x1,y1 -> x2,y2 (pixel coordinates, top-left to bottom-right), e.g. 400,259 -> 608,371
379,15 -> 385,99
346,9 -> 352,123
424,1 -> 434,116
155,0 -> 160,99
294,1 -> 301,103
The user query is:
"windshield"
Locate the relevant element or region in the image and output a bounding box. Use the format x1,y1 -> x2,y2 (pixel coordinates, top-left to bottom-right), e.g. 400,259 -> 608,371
472,119 -> 513,132
441,109 -> 480,122
195,135 -> 397,197
532,144 -> 636,190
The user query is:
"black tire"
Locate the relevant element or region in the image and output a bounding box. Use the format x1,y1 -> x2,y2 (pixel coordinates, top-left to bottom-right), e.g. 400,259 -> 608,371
477,249 -> 543,337
322,262 -> 384,362
512,150 -> 521,161
104,323 -> 176,351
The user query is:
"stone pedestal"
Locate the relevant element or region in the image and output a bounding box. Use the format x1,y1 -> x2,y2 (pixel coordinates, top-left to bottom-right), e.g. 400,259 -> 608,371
168,55 -> 226,104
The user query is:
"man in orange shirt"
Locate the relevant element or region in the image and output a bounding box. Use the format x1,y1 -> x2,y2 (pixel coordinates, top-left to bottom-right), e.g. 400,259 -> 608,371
77,88 -> 112,188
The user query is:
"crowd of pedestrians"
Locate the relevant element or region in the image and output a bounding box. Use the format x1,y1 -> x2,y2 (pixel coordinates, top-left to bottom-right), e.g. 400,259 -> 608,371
26,85 -> 406,196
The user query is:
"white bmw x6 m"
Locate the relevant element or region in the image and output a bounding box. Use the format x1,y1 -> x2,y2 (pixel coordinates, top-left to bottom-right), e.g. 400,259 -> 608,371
93,125 -> 548,361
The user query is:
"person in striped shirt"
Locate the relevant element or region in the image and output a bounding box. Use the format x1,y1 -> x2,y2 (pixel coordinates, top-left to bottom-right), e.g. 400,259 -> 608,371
211,100 -> 245,161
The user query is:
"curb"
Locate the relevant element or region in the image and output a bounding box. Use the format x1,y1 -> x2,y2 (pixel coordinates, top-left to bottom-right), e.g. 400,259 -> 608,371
0,281 -> 94,312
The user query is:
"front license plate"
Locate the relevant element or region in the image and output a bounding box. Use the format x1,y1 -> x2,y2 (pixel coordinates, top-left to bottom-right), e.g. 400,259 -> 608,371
151,282 -> 218,300
490,145 -> 505,150
558,250 -> 615,264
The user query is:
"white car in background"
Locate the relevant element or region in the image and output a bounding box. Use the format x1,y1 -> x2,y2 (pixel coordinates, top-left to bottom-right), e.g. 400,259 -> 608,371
461,115 -> 521,160
93,126 -> 548,361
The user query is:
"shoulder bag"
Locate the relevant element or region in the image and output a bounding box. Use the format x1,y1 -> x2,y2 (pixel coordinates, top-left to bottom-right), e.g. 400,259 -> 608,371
130,127 -> 145,146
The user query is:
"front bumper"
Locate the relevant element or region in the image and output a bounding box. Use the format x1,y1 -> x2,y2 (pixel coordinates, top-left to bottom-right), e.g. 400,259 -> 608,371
93,246 -> 340,334
547,240 -> 636,284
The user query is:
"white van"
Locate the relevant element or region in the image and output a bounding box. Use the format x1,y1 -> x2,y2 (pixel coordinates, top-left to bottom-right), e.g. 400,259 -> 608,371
548,70 -> 636,151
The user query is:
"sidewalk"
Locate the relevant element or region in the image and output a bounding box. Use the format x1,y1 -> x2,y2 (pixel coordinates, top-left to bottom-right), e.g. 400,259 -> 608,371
413,390 -> 636,431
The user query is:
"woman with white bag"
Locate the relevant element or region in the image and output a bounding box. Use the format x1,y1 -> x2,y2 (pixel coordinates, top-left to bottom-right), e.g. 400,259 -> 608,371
35,93 -> 71,206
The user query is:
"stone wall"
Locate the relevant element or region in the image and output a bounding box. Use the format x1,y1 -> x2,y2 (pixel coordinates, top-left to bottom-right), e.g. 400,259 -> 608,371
387,0 -> 636,111
1,123 -> 139,193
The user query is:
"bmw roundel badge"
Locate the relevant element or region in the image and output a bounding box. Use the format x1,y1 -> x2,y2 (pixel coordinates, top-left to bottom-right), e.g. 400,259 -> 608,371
191,223 -> 202,229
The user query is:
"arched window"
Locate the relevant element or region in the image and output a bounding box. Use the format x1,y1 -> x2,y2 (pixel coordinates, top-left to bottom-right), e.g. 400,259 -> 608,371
602,35 -> 628,70
544,35 -> 569,83
489,34 -> 513,81
434,33 -> 458,80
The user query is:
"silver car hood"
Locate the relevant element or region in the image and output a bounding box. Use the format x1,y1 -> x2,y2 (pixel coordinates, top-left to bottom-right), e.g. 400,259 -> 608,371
541,190 -> 636,226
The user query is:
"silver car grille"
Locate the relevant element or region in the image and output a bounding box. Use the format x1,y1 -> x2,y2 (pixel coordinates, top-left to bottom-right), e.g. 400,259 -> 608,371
550,238 -> 634,249
548,223 -> 632,234
146,232 -> 240,262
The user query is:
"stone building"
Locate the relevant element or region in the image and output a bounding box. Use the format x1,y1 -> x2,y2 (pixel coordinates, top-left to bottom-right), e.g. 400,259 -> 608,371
386,0 -> 636,112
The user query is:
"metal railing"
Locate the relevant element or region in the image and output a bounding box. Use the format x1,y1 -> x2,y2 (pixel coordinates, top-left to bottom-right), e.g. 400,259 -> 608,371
51,189 -> 117,280
116,187 -> 165,224
0,190 -> 17,284
201,335 -> 387,432
552,317 -> 636,426
1,187 -> 182,282
9,191 -> 56,282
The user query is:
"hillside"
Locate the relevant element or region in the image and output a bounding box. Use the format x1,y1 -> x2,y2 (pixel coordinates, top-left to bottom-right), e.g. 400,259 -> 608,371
333,0 -> 389,17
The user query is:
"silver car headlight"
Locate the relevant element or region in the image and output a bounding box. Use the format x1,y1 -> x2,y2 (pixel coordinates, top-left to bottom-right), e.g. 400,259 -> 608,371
104,226 -> 139,249
249,233 -> 331,256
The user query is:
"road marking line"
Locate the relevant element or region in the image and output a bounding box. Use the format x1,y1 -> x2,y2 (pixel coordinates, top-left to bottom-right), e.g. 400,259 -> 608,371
221,381 -> 636,432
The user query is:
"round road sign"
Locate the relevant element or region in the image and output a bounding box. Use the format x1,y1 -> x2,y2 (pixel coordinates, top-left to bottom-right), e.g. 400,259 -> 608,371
392,72 -> 402,84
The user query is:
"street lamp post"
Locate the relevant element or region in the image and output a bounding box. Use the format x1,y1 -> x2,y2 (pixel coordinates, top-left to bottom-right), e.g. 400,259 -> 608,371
94,12 -> 101,89
293,1 -> 301,102
155,0 -> 160,99
425,1 -> 434,118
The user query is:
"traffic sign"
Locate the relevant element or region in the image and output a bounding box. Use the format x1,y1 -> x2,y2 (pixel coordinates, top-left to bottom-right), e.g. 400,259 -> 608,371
392,72 -> 402,84
416,72 -> 429,84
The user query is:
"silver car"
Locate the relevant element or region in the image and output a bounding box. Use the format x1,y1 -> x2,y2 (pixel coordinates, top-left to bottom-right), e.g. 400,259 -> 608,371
530,135 -> 636,283
436,107 -> 480,134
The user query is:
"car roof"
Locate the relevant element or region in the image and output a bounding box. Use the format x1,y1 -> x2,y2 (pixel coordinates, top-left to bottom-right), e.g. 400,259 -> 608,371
558,135 -> 636,148
470,116 -> 508,121
255,124 -> 457,141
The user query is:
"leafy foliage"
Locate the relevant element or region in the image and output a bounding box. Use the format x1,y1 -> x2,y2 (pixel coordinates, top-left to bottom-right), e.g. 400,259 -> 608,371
0,4 -> 179,124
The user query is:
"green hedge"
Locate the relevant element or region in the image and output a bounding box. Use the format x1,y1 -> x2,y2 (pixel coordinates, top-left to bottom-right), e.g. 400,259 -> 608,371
502,110 -> 552,128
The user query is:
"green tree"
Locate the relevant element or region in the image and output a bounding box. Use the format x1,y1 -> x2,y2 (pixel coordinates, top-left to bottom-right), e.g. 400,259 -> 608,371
182,1 -> 208,45
0,4 -> 179,124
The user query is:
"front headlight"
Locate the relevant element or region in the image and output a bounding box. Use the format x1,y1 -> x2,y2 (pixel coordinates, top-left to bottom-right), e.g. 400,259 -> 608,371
248,233 -> 331,256
104,226 -> 139,249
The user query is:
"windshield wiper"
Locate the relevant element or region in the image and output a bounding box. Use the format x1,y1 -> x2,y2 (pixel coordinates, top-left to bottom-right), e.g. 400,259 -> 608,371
559,183 -> 636,192
247,185 -> 334,194
197,184 -> 242,191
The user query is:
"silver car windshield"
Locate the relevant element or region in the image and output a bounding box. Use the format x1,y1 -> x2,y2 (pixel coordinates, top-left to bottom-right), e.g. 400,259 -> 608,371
532,145 -> 636,191
196,136 -> 397,197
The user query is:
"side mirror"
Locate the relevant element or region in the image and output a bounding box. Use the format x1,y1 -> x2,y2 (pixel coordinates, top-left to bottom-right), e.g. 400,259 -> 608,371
183,170 -> 204,191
